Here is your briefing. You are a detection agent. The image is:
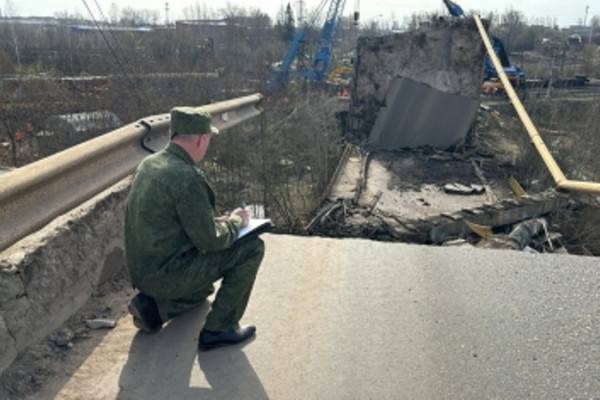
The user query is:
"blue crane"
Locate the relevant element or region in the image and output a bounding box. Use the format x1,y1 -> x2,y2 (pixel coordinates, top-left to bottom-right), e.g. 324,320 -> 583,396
272,28 -> 307,89
442,0 -> 464,17
271,0 -> 347,90
304,0 -> 347,82
441,0 -> 526,84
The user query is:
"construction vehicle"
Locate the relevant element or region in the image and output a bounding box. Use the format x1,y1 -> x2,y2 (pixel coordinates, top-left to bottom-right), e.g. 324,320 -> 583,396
483,37 -> 526,85
270,0 -> 349,90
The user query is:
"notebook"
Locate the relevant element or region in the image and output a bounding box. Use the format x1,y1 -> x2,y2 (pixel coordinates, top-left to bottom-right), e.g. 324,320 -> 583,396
236,218 -> 273,242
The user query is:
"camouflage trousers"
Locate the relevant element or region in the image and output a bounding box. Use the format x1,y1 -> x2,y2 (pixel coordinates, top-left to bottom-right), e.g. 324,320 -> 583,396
138,238 -> 265,332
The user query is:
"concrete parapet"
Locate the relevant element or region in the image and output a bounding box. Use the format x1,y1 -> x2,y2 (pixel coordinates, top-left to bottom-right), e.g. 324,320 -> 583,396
0,178 -> 131,375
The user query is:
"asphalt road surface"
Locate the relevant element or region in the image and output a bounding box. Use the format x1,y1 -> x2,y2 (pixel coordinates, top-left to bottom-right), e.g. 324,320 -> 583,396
44,235 -> 600,399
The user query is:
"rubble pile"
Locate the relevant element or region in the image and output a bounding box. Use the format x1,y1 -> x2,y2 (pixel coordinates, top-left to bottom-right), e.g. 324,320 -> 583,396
308,17 -> 580,254
308,107 -> 574,254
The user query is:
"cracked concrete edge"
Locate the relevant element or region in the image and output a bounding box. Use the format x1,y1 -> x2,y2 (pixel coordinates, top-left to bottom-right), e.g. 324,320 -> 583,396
310,191 -> 569,245
351,18 -> 485,141
0,177 -> 132,375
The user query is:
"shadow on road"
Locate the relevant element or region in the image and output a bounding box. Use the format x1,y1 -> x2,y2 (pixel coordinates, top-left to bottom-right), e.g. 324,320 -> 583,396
117,303 -> 268,400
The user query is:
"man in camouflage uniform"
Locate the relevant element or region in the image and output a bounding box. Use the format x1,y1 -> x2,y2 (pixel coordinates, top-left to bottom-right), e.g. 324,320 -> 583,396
125,107 -> 265,351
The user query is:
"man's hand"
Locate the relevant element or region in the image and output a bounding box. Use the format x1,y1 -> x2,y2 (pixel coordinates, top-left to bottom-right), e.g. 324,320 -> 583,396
215,215 -> 229,223
231,207 -> 250,228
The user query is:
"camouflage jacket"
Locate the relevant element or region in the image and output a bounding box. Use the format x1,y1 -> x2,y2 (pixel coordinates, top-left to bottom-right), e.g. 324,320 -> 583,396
125,143 -> 242,286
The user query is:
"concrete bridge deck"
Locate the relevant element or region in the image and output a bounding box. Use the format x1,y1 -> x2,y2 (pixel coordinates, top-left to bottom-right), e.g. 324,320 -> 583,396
36,235 -> 600,399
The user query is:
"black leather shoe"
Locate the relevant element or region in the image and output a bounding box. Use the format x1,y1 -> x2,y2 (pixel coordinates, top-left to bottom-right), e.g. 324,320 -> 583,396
198,324 -> 256,351
128,293 -> 163,334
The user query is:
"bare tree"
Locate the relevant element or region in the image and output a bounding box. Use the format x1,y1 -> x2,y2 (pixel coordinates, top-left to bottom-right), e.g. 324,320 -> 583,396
181,2 -> 215,20
219,3 -> 248,19
4,0 -> 20,69
499,8 -> 526,51
120,7 -> 159,26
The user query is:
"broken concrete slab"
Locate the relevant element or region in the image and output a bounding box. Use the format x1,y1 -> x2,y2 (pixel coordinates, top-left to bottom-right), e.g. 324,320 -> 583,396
367,78 -> 480,150
444,182 -> 486,195
509,218 -> 548,250
429,193 -> 569,244
351,17 -> 485,141
356,152 -> 498,220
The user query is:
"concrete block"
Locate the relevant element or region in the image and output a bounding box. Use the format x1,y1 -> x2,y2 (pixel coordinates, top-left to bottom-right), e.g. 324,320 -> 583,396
0,178 -> 131,375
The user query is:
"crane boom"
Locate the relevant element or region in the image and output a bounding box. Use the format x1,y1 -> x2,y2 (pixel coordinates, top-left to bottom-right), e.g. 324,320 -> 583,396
271,0 -> 347,90
304,0 -> 346,81
275,30 -> 307,88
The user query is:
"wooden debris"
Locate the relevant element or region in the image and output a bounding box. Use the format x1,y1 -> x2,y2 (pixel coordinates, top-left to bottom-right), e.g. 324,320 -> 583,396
509,176 -> 527,199
465,220 -> 494,240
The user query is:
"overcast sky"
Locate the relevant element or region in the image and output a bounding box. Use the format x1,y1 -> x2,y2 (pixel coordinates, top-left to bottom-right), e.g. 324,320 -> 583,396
7,0 -> 598,27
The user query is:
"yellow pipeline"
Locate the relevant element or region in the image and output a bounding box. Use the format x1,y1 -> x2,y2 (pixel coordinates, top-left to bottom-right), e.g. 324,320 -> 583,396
474,15 -> 600,195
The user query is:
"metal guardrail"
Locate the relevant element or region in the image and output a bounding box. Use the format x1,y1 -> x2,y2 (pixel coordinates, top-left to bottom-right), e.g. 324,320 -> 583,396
0,94 -> 263,252
475,16 -> 600,195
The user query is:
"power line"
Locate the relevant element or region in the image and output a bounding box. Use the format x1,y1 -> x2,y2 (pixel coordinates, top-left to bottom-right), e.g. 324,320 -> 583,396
80,0 -> 158,111
91,0 -> 143,77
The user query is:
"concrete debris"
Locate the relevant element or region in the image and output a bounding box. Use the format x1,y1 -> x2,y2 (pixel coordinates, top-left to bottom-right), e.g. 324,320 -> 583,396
49,328 -> 74,348
442,239 -> 473,247
73,326 -> 91,338
471,218 -> 565,254
84,319 -> 117,330
444,183 -> 485,195
509,218 -> 547,250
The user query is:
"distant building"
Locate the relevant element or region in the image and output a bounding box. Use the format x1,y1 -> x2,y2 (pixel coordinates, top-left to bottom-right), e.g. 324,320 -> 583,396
566,25 -> 594,44
0,17 -> 61,26
175,16 -> 271,57
70,25 -> 154,33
